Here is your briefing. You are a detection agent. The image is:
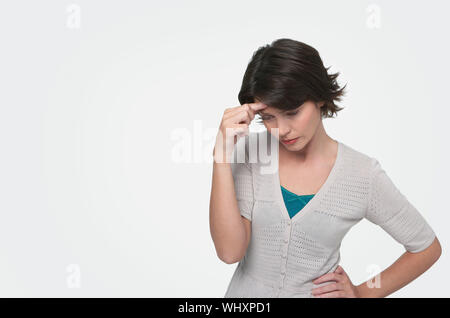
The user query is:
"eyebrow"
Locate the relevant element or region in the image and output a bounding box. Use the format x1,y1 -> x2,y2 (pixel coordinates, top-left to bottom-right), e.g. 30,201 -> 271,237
258,109 -> 294,116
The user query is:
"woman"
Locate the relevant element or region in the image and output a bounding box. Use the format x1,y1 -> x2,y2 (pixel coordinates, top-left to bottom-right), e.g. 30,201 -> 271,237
209,38 -> 441,298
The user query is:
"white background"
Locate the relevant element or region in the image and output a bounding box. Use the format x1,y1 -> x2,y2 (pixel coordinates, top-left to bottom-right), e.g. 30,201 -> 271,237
0,0 -> 448,297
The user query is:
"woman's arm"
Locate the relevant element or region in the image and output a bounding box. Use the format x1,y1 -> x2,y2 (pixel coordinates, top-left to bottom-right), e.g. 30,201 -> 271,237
359,157 -> 441,296
356,237 -> 442,297
209,161 -> 250,264
209,103 -> 264,264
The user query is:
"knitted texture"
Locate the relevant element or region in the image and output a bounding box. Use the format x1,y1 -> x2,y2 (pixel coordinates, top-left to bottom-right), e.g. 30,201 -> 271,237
225,131 -> 436,298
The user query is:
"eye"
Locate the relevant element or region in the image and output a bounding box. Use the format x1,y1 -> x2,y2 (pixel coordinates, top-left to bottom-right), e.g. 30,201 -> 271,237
286,110 -> 298,116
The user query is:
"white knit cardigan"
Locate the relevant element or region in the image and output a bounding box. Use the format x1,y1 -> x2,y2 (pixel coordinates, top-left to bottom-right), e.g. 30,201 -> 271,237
224,131 -> 436,298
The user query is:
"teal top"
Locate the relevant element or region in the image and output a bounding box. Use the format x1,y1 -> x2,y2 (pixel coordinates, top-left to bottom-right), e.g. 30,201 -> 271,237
280,186 -> 315,219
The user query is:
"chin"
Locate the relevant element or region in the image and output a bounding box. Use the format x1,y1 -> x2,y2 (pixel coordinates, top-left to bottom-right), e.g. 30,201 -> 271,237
283,144 -> 302,151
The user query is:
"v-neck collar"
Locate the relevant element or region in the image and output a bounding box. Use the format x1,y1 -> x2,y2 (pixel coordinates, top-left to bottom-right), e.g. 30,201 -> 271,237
281,185 -> 315,198
272,138 -> 344,223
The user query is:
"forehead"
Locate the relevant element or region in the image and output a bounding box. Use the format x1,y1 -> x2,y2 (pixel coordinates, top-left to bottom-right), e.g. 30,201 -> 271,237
258,106 -> 289,115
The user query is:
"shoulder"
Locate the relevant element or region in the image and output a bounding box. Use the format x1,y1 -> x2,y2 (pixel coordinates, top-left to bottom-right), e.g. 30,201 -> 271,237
338,142 -> 399,201
340,141 -> 375,164
337,141 -> 381,181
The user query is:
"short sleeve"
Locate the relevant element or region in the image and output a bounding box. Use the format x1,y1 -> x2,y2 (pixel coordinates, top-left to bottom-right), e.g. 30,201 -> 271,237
230,135 -> 255,221
365,158 -> 436,253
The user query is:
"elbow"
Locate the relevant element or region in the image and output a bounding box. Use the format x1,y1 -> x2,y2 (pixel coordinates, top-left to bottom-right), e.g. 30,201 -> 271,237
423,236 -> 442,263
218,251 -> 244,265
434,237 -> 442,260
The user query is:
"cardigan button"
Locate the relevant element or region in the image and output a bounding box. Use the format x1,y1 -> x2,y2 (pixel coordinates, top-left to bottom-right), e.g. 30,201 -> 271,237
283,239 -> 288,243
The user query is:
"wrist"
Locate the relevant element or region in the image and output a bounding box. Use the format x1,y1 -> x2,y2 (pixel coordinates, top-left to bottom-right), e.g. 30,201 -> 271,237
355,284 -> 365,298
356,282 -> 378,298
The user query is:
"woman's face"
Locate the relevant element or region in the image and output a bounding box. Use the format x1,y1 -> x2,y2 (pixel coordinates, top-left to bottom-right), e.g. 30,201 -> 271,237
256,100 -> 324,151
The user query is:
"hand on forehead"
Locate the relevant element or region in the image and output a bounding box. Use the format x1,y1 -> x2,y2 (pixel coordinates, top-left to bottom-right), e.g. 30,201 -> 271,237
249,102 -> 267,112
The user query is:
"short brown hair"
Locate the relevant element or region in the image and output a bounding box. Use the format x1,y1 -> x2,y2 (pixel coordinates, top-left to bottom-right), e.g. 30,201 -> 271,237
238,38 -> 347,119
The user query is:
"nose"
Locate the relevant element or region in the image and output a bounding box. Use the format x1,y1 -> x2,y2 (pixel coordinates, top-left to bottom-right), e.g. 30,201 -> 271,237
277,124 -> 291,139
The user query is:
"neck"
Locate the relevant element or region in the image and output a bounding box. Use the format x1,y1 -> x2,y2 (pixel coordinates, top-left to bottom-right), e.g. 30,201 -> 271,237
279,120 -> 336,164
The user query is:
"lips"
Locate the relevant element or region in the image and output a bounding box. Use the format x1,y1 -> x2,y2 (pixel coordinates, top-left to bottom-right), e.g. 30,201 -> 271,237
281,137 -> 300,145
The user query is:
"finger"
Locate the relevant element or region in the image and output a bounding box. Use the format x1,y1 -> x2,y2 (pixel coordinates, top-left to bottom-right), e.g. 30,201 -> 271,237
223,104 -> 252,121
231,108 -> 252,125
222,124 -> 249,136
224,105 -> 244,113
246,105 -> 256,120
232,125 -> 250,140
249,102 -> 267,112
315,291 -> 346,298
335,266 -> 349,280
335,266 -> 344,274
225,102 -> 266,114
236,128 -> 249,138
311,282 -> 342,296
312,272 -> 343,285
